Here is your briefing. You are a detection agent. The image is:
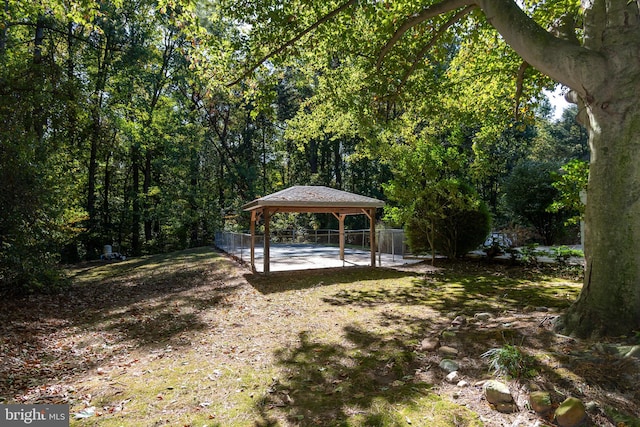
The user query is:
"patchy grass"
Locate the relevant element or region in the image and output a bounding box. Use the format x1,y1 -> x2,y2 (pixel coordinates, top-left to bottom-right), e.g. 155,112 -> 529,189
0,248 -> 638,426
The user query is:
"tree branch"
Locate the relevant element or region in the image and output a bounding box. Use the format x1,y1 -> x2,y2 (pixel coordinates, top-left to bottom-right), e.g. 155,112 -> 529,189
376,0 -> 475,67
476,0 -> 604,94
513,61 -> 528,121
394,5 -> 477,94
227,0 -> 358,87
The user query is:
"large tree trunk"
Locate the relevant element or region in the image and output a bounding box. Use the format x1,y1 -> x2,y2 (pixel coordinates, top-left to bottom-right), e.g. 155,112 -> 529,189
562,96 -> 640,337
472,0 -> 640,337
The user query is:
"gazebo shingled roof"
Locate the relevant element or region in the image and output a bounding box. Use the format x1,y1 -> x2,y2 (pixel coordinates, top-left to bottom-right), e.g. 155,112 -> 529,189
242,186 -> 385,273
242,185 -> 385,213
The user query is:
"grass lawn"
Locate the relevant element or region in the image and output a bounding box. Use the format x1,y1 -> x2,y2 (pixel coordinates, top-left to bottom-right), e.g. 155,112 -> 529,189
1,247 -> 638,426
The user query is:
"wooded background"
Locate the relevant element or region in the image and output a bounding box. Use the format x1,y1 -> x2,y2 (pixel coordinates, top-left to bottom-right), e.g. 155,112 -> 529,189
0,0 -> 588,294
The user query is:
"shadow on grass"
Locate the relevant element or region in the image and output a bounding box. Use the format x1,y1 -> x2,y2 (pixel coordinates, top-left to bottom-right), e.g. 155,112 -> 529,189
0,247 -> 241,398
66,248 -> 220,283
322,270 -> 580,315
255,325 -> 481,427
245,266 -> 419,294
61,248 -> 243,346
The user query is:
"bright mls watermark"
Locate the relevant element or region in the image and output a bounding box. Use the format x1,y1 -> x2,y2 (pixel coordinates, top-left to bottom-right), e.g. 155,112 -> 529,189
1,405 -> 69,426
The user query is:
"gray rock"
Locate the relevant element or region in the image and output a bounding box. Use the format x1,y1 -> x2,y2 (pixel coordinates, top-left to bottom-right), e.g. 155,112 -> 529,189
439,359 -> 460,373
494,402 -> 517,413
420,337 -> 439,351
438,345 -> 459,357
483,380 -> 513,404
474,312 -> 492,321
445,371 -> 459,383
457,380 -> 469,387
554,397 -> 586,427
529,391 -> 553,414
585,401 -> 599,412
452,315 -> 467,327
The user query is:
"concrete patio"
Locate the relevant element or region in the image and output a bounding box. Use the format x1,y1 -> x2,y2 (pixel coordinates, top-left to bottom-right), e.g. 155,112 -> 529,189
224,243 -> 421,273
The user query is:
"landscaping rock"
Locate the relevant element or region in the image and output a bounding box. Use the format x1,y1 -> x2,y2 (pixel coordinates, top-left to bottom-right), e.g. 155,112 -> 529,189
483,380 -> 513,404
474,312 -> 492,321
445,371 -> 459,383
529,391 -> 553,414
439,359 -> 459,373
585,401 -> 599,413
441,330 -> 457,339
452,315 -> 467,327
420,337 -> 439,351
457,380 -> 469,387
554,397 -> 586,427
438,345 -> 459,357
494,402 -> 517,413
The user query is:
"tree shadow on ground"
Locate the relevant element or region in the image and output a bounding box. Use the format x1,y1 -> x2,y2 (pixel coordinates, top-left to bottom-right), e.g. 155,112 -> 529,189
0,247 -> 241,399
322,269 -> 580,316
245,266 -> 419,294
255,324 -> 482,426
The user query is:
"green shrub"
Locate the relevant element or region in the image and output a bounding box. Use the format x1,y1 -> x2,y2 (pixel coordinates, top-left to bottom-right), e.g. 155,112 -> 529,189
0,242 -> 69,296
406,184 -> 491,258
504,161 -> 570,245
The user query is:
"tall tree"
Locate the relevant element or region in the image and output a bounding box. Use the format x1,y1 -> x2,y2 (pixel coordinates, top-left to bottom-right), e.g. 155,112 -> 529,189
224,0 -> 640,338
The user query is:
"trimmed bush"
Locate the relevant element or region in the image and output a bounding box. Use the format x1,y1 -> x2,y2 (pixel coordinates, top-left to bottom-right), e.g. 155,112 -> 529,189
406,183 -> 491,258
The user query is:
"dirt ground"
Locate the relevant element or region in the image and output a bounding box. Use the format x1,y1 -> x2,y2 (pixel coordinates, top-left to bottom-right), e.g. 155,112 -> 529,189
0,249 -> 638,426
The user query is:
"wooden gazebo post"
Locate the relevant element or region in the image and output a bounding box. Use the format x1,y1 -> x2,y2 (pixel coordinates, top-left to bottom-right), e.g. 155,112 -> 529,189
333,213 -> 346,261
263,208 -> 271,273
242,186 -> 384,273
250,210 -> 257,272
364,208 -> 376,267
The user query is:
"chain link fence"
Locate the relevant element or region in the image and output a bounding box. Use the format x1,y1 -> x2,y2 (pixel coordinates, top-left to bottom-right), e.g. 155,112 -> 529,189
214,229 -> 408,262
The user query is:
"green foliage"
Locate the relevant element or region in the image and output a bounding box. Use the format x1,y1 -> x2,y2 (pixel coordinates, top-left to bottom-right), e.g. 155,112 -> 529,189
0,243 -> 69,296
504,161 -> 570,245
603,406 -> 640,427
407,188 -> 492,258
548,159 -> 589,225
516,243 -> 544,265
0,0 -> 596,297
529,107 -> 589,163
384,134 -> 491,259
481,344 -> 538,379
552,245 -> 584,264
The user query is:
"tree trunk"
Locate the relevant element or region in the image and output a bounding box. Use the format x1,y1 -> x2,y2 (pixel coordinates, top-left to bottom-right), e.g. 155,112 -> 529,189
561,99 -> 640,337
131,145 -> 141,255
102,149 -> 112,237
87,110 -> 100,256
333,139 -> 342,188
144,149 -> 152,242
471,0 -> 640,337
33,15 -> 45,64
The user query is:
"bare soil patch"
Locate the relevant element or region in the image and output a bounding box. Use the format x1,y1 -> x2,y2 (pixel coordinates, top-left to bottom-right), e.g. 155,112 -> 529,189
0,247 -> 638,426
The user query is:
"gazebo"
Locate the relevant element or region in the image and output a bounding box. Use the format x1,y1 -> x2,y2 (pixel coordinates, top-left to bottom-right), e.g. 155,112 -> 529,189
242,186 -> 385,273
